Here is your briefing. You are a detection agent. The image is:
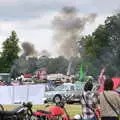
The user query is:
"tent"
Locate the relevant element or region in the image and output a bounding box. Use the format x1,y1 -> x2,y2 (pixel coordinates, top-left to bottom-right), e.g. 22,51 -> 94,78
24,73 -> 32,78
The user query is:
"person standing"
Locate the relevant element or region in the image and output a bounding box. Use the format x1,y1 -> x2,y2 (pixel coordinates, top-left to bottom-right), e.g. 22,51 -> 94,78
99,78 -> 120,120
80,81 -> 99,120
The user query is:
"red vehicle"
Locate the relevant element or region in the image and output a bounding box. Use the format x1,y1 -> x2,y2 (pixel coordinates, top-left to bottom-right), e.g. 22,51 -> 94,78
33,102 -> 69,120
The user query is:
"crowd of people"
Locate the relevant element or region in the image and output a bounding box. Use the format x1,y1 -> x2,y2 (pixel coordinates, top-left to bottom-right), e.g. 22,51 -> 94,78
0,72 -> 119,120
72,78 -> 120,120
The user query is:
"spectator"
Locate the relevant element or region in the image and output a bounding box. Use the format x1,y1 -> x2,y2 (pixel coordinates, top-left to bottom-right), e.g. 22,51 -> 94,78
70,77 -> 76,84
80,81 -> 98,120
99,78 -> 120,120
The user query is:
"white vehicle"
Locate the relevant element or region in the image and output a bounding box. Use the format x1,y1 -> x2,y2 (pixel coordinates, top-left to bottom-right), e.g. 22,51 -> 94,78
44,83 -> 83,104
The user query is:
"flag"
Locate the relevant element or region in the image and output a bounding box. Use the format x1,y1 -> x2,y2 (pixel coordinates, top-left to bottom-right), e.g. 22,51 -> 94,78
85,64 -> 88,76
98,67 -> 106,85
79,64 -> 84,82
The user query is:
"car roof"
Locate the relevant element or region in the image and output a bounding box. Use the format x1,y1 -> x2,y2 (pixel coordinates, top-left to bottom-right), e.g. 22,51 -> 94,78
63,83 -> 74,86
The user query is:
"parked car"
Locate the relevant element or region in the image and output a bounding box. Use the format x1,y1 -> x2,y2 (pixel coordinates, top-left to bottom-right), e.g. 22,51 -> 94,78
44,82 -> 100,104
44,83 -> 84,104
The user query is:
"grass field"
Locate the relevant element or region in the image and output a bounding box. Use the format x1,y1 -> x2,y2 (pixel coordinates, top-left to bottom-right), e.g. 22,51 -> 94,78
3,104 -> 81,118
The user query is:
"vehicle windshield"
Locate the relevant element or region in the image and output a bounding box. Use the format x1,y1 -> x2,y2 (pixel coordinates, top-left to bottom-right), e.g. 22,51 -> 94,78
55,85 -> 66,91
55,84 -> 75,91
75,82 -> 85,90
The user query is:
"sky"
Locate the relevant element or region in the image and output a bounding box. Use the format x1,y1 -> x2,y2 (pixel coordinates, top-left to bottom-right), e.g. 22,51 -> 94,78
0,0 -> 120,56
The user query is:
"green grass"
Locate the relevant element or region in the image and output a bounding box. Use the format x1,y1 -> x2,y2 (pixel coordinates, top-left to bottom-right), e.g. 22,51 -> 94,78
3,104 -> 81,118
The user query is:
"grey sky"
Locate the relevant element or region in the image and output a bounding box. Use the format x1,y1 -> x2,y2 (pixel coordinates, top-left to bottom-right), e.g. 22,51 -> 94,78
0,0 -> 119,56
0,0 -> 119,20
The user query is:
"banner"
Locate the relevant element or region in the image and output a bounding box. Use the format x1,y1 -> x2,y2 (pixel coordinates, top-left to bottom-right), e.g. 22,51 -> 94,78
0,86 -> 13,105
28,84 -> 45,104
0,84 -> 45,105
13,85 -> 28,104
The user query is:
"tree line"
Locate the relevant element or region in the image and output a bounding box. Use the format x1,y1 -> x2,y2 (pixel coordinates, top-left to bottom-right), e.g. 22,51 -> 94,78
0,13 -> 120,78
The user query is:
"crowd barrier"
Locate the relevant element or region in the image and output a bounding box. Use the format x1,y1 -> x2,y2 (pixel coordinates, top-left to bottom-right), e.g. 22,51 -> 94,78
0,84 -> 45,105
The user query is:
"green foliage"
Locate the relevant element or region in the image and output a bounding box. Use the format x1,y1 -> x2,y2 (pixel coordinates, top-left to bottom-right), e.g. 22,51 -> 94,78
81,13 -> 120,77
82,24 -> 109,57
27,57 -> 38,74
0,31 -> 20,72
11,56 -> 71,77
105,13 -> 120,57
2,13 -> 120,78
37,56 -> 69,74
82,35 -> 98,57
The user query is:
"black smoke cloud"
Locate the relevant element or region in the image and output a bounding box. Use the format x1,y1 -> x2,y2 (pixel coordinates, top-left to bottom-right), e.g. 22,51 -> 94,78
52,6 -> 97,59
39,50 -> 51,57
21,42 -> 36,56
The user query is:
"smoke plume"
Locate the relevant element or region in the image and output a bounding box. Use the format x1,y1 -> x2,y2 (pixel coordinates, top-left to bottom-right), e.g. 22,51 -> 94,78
21,42 -> 36,56
52,6 -> 97,59
10,42 -> 37,78
39,50 -> 51,57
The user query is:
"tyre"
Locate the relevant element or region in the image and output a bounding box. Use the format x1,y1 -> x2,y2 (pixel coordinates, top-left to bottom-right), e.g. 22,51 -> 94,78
44,100 -> 48,104
53,95 -> 62,103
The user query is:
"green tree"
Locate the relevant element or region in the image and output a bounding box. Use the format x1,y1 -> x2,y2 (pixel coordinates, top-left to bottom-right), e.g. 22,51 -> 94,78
82,24 -> 109,57
82,13 -> 120,76
47,56 -> 68,74
28,57 -> 38,74
105,13 -> 120,58
0,31 -> 20,72
37,56 -> 68,74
